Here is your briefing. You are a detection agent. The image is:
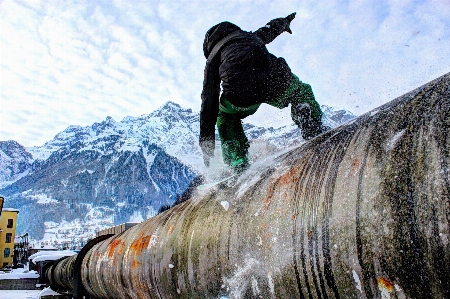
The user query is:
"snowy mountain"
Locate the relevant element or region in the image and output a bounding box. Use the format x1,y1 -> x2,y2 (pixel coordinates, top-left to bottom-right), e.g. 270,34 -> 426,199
0,101 -> 355,246
27,101 -> 203,169
0,141 -> 33,189
26,102 -> 354,171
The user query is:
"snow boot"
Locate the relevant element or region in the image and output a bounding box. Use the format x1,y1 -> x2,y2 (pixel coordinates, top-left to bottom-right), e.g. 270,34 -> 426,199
221,140 -> 249,174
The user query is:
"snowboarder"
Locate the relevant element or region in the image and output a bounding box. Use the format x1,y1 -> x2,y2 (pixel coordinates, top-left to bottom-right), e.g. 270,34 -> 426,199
200,13 -> 329,173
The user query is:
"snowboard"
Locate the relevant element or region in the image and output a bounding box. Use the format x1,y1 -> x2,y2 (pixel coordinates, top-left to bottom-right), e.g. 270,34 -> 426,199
197,174 -> 238,190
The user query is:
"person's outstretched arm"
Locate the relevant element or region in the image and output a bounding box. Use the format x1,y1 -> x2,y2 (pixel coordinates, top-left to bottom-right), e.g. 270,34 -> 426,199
199,57 -> 221,166
254,12 -> 296,44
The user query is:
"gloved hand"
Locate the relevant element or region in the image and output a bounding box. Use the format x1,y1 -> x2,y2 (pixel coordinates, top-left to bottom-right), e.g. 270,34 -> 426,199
266,12 -> 296,34
302,121 -> 331,140
284,12 -> 296,34
291,103 -> 312,127
291,103 -> 330,140
200,139 -> 215,167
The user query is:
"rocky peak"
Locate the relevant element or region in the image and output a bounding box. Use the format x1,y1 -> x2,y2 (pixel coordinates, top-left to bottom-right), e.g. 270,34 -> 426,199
0,140 -> 33,184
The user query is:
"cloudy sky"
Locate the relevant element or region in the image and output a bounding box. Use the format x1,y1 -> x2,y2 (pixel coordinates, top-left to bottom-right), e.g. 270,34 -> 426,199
1,0 -> 449,147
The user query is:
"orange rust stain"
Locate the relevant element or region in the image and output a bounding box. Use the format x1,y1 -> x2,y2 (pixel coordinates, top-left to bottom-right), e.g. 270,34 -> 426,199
130,235 -> 151,256
167,225 -> 174,234
279,166 -> 300,186
132,259 -> 142,269
264,197 -> 272,209
107,239 -> 125,259
262,187 -> 274,214
307,230 -> 314,238
262,166 -> 302,216
378,277 -> 394,292
261,166 -> 302,217
351,159 -> 361,175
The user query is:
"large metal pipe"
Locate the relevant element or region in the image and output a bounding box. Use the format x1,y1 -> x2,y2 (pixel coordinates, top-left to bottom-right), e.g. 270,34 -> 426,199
60,73 -> 450,298
39,235 -> 114,298
49,255 -> 77,293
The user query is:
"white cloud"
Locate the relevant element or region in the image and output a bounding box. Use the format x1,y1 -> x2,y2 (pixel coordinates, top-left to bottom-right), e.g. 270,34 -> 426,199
0,0 -> 449,146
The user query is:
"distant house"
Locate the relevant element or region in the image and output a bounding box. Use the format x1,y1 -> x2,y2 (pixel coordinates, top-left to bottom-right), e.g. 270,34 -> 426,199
0,203 -> 19,268
14,232 -> 30,266
28,244 -> 58,257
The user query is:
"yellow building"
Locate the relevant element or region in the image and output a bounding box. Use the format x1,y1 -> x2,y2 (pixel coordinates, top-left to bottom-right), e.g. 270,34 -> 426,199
0,197 -> 19,268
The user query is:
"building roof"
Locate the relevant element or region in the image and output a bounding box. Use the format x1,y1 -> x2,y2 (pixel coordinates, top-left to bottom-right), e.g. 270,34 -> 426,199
1,208 -> 19,213
30,245 -> 58,250
29,250 -> 77,263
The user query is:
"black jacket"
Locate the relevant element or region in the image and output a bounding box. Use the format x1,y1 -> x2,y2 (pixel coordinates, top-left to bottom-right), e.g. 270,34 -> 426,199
200,19 -> 293,144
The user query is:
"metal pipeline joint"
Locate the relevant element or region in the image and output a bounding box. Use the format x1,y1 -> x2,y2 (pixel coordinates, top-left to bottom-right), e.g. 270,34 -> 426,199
40,234 -> 114,298
50,73 -> 450,298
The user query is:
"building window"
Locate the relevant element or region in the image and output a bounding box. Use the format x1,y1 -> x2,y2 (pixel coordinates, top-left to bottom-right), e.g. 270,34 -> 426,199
5,233 -> 12,243
4,248 -> 10,258
7,219 -> 13,228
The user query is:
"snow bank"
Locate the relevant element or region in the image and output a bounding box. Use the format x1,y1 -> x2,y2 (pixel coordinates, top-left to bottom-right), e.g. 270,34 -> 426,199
0,267 -> 39,280
0,289 -> 40,299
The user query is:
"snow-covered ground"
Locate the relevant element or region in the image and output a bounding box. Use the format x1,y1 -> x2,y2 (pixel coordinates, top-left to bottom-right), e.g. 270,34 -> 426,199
0,265 -> 66,299
0,288 -> 62,299
0,267 -> 39,280
0,290 -> 41,299
0,268 -> 41,299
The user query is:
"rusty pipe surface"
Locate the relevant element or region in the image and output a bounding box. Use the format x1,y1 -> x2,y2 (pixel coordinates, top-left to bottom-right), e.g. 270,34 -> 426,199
80,73 -> 450,299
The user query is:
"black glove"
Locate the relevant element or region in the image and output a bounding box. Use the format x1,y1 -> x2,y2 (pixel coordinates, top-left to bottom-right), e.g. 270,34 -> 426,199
200,139 -> 215,167
284,12 -> 296,34
291,103 -> 330,140
266,12 -> 296,35
302,121 -> 330,140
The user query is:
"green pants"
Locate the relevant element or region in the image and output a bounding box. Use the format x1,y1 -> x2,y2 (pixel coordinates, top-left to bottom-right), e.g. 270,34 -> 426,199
217,75 -> 322,167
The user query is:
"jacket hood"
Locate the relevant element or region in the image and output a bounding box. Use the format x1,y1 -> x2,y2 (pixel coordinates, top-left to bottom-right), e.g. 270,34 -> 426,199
203,22 -> 241,59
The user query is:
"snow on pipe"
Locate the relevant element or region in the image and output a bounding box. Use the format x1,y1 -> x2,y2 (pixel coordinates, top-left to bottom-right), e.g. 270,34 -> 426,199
52,72 -> 449,299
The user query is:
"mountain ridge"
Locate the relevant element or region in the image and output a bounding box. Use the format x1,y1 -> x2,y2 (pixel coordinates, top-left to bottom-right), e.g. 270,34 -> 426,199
0,101 -> 355,246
